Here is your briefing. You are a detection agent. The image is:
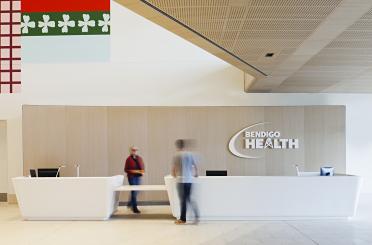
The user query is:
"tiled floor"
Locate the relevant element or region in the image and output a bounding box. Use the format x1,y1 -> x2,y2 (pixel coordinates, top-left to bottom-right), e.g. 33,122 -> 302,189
1,195 -> 372,245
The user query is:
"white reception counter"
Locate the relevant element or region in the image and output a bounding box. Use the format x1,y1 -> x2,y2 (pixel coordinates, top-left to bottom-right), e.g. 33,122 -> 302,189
13,175 -> 124,220
12,174 -> 362,221
164,175 -> 362,220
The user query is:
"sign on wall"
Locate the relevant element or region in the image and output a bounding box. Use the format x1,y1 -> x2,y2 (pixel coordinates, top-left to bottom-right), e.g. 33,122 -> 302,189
228,122 -> 299,159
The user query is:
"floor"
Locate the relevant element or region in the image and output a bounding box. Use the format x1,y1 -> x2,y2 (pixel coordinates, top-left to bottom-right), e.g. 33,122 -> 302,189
1,195 -> 372,245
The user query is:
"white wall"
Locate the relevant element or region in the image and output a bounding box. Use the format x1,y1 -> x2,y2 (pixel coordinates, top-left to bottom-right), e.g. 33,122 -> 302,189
345,98 -> 372,193
6,117 -> 22,194
0,121 -> 7,193
0,2 -> 372,193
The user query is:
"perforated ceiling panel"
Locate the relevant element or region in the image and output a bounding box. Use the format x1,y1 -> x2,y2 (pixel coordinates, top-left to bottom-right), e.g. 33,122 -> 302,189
145,0 -> 342,75
279,7 -> 372,93
116,0 -> 372,93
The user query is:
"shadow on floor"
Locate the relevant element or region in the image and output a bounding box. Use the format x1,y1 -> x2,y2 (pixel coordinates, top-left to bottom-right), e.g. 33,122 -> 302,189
111,213 -> 174,220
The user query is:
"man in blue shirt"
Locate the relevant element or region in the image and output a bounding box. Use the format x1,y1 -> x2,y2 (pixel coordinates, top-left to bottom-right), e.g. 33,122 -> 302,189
171,139 -> 199,224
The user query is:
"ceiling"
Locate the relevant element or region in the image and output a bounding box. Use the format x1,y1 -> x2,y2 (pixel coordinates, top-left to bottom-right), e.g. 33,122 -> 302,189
116,0 -> 372,93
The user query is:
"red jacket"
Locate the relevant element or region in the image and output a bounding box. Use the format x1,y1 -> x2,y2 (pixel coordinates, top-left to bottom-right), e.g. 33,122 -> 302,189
124,155 -> 145,177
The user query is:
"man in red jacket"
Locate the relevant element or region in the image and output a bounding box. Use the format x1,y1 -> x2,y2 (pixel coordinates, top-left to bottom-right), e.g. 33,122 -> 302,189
124,146 -> 145,213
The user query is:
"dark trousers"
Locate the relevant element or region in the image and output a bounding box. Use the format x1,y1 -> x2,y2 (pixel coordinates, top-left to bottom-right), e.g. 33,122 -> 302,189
128,176 -> 141,210
177,183 -> 199,222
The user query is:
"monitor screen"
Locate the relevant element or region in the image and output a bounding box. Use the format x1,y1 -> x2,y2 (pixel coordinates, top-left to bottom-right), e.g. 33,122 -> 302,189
37,168 -> 59,177
206,170 -> 227,176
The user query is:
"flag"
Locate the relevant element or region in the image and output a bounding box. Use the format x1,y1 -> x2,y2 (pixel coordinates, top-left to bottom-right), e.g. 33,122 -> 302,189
21,0 -> 110,63
21,0 -> 110,36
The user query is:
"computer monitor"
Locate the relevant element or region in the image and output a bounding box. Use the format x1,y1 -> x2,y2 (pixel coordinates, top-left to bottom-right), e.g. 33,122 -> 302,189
37,168 -> 59,177
206,170 -> 227,176
29,169 -> 37,177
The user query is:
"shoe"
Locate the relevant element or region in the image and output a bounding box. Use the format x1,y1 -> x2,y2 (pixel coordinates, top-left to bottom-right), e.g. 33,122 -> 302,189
174,219 -> 186,225
192,218 -> 200,225
133,208 -> 141,214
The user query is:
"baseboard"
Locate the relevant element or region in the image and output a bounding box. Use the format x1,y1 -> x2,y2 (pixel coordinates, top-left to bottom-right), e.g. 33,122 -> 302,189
7,194 -> 17,204
0,193 -> 7,202
23,216 -> 110,221
119,201 -> 170,206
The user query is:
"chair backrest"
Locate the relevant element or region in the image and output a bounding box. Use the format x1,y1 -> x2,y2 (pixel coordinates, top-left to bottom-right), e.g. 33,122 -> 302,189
29,169 -> 37,177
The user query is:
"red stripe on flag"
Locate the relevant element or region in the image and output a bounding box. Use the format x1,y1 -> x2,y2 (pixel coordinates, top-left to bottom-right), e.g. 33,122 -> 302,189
22,0 -> 110,13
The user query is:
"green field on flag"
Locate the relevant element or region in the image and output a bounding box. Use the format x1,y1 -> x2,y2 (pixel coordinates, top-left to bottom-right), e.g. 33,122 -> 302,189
21,12 -> 110,36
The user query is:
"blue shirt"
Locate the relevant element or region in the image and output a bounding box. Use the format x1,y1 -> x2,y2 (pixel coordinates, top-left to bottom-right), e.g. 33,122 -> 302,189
173,151 -> 197,183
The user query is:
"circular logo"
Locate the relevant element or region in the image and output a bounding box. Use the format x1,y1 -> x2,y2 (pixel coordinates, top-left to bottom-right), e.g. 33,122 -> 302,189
228,122 -> 269,159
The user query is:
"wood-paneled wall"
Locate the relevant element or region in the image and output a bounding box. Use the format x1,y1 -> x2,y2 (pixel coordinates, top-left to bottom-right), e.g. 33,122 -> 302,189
23,105 -> 346,201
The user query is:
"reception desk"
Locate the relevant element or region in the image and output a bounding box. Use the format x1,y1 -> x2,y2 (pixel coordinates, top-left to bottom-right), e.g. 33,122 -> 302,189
164,175 -> 362,220
13,175 -> 124,220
